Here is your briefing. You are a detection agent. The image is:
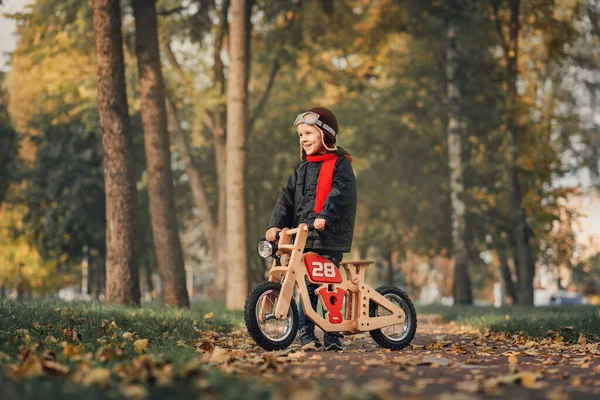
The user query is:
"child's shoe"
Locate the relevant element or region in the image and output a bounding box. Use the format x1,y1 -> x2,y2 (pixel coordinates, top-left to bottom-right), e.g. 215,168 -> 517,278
324,332 -> 343,351
299,328 -> 322,350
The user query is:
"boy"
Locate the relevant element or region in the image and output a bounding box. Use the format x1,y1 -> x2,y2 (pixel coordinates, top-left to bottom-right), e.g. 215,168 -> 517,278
265,106 -> 357,351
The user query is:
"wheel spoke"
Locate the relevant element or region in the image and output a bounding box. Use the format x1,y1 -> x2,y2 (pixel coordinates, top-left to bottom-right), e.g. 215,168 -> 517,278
255,288 -> 293,343
377,293 -> 411,342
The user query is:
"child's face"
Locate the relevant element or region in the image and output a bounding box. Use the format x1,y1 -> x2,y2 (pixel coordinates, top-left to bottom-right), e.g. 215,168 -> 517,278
297,124 -> 325,155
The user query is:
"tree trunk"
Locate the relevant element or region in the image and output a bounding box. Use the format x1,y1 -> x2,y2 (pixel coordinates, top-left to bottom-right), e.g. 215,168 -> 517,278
92,0 -> 140,305
132,0 -> 189,307
446,21 -> 472,305
225,0 -> 249,310
498,246 -> 517,304
143,256 -> 154,296
163,1 -> 229,298
212,2 -> 229,298
166,98 -> 216,240
94,256 -> 106,300
386,251 -> 394,286
505,0 -> 535,305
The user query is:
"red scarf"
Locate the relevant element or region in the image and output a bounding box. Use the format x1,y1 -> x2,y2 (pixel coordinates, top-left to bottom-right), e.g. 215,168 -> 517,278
306,153 -> 353,213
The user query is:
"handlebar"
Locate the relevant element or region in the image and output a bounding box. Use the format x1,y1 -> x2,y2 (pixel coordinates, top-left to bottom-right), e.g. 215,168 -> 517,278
275,222 -> 316,241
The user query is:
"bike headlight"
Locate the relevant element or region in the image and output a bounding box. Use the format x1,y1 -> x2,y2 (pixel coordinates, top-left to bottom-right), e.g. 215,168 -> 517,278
257,240 -> 275,258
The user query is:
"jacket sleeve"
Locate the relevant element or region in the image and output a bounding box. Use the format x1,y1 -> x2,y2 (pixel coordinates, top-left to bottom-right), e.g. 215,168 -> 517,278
317,157 -> 356,224
268,166 -> 298,229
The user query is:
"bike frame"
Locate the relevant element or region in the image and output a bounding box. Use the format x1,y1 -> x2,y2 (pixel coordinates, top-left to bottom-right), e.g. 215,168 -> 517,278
265,224 -> 406,334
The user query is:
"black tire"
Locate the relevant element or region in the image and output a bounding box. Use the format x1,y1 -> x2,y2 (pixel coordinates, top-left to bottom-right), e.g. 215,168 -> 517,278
244,281 -> 299,351
369,285 -> 417,350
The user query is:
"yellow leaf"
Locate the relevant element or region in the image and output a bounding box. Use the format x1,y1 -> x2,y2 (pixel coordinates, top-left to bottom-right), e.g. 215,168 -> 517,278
82,368 -> 111,387
120,384 -> 148,400
520,373 -> 538,388
8,354 -> 43,378
508,355 -> 518,364
204,312 -> 213,319
522,349 -> 539,356
209,347 -> 231,364
42,360 -> 70,375
122,332 -> 133,340
63,343 -> 81,360
133,339 -> 149,353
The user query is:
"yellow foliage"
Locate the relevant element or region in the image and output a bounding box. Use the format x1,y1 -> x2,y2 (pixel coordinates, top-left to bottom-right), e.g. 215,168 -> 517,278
8,48 -> 96,136
0,203 -> 72,294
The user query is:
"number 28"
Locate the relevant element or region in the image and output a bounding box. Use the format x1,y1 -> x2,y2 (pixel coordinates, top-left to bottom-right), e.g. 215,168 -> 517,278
312,261 -> 336,278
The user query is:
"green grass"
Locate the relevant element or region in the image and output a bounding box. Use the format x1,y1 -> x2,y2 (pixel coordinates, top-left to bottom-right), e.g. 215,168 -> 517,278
0,299 -> 274,400
417,304 -> 600,342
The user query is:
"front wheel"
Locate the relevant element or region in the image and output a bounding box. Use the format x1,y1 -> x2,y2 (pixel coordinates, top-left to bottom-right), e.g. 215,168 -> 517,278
244,281 -> 299,351
369,285 -> 417,350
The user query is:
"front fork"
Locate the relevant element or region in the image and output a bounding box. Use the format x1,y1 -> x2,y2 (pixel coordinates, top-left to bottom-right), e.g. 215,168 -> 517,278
261,255 -> 292,319
271,254 -> 296,320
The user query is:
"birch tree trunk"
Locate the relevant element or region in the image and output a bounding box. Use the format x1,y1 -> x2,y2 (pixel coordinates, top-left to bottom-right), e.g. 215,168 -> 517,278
132,0 -> 189,307
225,0 -> 249,309
446,21 -> 472,305
92,0 -> 140,305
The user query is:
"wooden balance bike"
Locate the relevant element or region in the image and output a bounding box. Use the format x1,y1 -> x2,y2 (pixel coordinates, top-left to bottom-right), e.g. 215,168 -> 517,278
244,223 -> 417,351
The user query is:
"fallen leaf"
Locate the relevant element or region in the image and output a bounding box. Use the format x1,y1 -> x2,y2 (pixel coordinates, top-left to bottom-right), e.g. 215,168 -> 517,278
123,332 -> 133,340
7,354 -> 43,378
120,384 -> 148,400
364,359 -> 385,366
286,351 -> 307,361
456,381 -> 481,393
521,349 -> 539,356
63,343 -> 81,360
209,347 -> 231,364
42,360 -> 70,375
204,312 -> 213,319
196,340 -> 214,352
133,339 -> 149,353
81,368 -> 111,387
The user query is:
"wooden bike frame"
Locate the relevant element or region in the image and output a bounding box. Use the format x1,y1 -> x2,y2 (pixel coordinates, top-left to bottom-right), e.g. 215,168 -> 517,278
267,224 -> 405,334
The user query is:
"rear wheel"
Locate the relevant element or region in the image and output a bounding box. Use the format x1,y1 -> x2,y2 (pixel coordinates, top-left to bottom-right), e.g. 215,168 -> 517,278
369,286 -> 417,350
244,281 -> 299,351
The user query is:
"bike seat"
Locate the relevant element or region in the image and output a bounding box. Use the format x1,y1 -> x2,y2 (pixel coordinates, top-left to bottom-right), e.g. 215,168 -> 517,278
339,260 -> 375,283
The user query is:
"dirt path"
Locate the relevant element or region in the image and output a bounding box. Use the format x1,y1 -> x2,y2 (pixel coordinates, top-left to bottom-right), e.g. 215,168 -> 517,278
206,315 -> 600,399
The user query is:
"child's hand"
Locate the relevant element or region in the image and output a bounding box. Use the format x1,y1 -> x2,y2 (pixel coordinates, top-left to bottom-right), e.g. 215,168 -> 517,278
266,227 -> 281,242
314,218 -> 326,230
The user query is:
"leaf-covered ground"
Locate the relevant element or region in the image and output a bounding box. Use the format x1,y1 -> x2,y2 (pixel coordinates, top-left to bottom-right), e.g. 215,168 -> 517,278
2,301 -> 600,399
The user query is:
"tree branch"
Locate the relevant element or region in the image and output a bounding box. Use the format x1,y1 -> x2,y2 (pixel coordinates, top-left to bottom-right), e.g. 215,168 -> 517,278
491,3 -> 509,61
158,6 -> 186,17
247,59 -> 280,133
163,41 -> 190,86
166,95 -> 217,235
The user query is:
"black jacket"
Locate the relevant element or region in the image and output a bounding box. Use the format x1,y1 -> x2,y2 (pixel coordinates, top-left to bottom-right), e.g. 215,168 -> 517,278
268,148 -> 357,252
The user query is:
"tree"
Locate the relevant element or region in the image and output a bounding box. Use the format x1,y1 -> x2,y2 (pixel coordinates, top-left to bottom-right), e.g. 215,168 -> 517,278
446,13 -> 473,305
226,0 -> 249,310
92,0 -> 140,305
0,77 -> 18,206
132,0 -> 189,307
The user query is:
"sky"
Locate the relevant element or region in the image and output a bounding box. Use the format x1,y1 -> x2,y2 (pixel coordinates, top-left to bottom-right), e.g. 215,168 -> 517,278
0,0 -> 32,71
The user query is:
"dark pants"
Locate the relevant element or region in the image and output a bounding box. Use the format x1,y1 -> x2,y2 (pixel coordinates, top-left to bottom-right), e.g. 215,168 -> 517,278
298,249 -> 343,332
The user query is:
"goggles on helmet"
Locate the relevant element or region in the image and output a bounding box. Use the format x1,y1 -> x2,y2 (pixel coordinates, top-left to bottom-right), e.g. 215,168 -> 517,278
293,111 -> 336,138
